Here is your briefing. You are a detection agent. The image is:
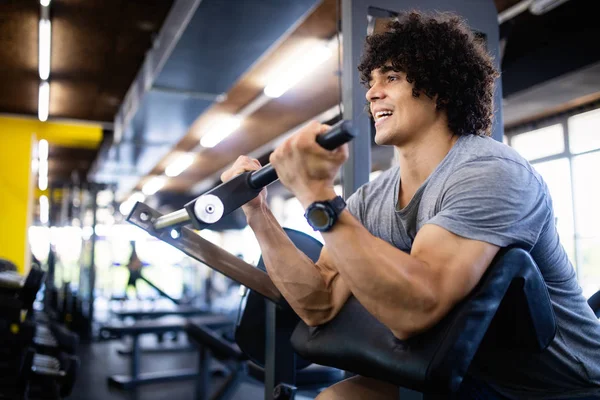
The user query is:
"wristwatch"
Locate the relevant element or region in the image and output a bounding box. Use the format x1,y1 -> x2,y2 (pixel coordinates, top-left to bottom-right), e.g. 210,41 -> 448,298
304,196 -> 347,232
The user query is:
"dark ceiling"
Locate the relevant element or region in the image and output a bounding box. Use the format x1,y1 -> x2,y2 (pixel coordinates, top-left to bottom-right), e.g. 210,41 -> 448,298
501,0 -> 599,97
0,0 -> 173,185
0,0 -> 173,122
2,0 -> 599,201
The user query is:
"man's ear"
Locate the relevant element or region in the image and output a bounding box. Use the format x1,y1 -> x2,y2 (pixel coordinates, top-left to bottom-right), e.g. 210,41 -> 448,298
434,95 -> 448,111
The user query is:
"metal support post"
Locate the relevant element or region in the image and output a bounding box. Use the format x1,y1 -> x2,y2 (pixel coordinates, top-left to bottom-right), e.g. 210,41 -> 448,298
264,301 -> 296,400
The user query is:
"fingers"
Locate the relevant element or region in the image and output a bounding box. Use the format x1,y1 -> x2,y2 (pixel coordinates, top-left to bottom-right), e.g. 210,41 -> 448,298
295,121 -> 331,152
270,122 -> 348,168
221,155 -> 262,182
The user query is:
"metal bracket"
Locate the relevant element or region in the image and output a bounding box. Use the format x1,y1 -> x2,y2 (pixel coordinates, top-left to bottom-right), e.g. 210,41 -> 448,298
127,201 -> 282,304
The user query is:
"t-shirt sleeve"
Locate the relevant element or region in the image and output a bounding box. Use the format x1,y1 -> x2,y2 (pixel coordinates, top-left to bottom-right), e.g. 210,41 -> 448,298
345,186 -> 365,224
427,158 -> 550,250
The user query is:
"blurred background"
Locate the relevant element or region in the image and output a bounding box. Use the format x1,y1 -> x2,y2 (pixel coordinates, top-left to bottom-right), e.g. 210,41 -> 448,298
0,0 -> 598,399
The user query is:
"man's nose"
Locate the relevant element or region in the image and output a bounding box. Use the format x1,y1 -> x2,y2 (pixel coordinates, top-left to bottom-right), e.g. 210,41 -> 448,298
366,82 -> 385,103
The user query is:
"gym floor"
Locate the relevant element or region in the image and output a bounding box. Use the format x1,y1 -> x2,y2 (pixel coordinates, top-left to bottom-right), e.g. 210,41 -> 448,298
71,335 -> 317,400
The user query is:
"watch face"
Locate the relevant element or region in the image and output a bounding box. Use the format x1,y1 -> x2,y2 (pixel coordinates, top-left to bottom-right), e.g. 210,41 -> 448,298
308,205 -> 332,230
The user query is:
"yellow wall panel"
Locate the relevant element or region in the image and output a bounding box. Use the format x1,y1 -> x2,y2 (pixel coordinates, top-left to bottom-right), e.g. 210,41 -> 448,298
0,125 -> 34,273
0,116 -> 102,273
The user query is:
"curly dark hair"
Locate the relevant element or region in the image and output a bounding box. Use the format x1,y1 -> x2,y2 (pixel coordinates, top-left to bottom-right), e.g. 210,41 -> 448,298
358,11 -> 499,136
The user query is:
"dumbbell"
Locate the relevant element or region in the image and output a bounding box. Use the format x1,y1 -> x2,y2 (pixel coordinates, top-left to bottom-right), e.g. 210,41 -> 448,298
26,350 -> 79,398
34,325 -> 59,348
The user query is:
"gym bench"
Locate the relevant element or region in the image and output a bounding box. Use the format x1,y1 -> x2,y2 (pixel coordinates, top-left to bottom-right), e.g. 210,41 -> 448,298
100,314 -> 231,389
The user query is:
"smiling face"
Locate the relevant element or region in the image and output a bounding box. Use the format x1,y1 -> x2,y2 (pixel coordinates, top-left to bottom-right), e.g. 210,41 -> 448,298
366,64 -> 441,146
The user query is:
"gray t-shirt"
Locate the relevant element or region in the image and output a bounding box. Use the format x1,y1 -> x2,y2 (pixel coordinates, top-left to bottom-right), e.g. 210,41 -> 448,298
346,134 -> 600,399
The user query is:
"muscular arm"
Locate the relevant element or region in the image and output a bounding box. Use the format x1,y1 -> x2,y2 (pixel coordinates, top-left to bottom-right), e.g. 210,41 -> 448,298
291,186 -> 500,339
322,208 -> 499,339
248,195 -> 498,338
246,205 -> 352,325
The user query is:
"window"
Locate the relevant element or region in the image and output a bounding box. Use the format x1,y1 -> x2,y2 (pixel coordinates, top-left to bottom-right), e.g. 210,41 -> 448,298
569,108 -> 600,155
532,159 -> 575,264
571,152 -> 600,297
511,124 -> 564,161
508,105 -> 600,298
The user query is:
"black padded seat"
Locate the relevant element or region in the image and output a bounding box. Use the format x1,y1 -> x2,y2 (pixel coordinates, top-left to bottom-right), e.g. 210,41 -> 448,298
186,319 -> 345,400
292,248 -> 557,395
246,362 -> 344,387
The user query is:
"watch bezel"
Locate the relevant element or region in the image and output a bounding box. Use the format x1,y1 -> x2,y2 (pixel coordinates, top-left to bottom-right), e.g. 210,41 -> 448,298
305,202 -> 336,231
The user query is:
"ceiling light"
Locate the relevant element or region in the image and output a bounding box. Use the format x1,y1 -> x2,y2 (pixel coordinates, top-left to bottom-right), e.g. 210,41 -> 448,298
38,81 -> 49,122
529,0 -> 570,15
39,175 -> 48,191
165,153 -> 195,177
119,192 -> 145,215
200,115 -> 242,148
38,159 -> 48,191
40,0 -> 51,6
142,176 -> 166,196
40,195 -> 49,224
38,139 -> 49,161
264,43 -> 332,98
39,19 -> 51,80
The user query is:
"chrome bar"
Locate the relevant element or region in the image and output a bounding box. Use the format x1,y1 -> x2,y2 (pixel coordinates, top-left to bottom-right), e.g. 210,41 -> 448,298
153,208 -> 191,231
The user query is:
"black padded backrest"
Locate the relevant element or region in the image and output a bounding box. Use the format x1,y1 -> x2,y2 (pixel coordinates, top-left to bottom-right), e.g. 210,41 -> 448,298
291,248 -> 556,394
588,290 -> 600,318
235,228 -> 323,370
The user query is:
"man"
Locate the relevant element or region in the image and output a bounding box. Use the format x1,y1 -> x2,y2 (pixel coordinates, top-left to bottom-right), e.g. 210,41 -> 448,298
125,241 -> 143,299
221,11 -> 600,399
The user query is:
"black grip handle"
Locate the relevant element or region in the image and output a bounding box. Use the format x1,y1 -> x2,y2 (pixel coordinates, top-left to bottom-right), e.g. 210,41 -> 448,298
248,120 -> 354,189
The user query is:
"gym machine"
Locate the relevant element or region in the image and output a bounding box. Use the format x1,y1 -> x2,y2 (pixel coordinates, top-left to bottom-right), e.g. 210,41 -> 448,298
124,2 -> 548,400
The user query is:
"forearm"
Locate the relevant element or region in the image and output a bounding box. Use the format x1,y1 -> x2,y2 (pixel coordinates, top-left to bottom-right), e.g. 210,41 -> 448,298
246,205 -> 342,325
322,212 -> 438,337
323,213 -> 437,337
295,185 -> 438,338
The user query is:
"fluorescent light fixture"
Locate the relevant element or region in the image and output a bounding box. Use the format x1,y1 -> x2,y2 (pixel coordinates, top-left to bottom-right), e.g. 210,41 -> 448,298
38,139 -> 49,161
39,19 -> 51,80
119,192 -> 146,215
38,159 -> 48,191
129,191 -> 146,204
40,195 -> 49,224
200,116 -> 242,148
529,0 -> 570,15
38,81 -> 49,122
39,176 -> 48,191
165,153 -> 195,177
118,203 -> 129,216
40,0 -> 51,6
142,176 -> 166,196
82,226 -> 93,241
38,159 -> 48,177
264,43 -> 332,98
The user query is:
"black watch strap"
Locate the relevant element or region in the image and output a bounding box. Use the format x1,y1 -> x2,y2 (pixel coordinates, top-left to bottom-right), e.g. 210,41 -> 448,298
304,195 -> 347,232
329,195 -> 347,216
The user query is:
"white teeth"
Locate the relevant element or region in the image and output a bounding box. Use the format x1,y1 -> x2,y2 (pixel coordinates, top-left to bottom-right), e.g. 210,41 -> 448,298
375,111 -> 393,120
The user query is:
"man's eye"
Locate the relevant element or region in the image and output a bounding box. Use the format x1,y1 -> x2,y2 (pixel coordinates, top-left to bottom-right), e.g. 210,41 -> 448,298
387,75 -> 398,82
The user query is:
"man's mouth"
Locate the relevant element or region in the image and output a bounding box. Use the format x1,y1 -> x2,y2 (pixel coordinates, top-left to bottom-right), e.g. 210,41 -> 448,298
374,110 -> 393,126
